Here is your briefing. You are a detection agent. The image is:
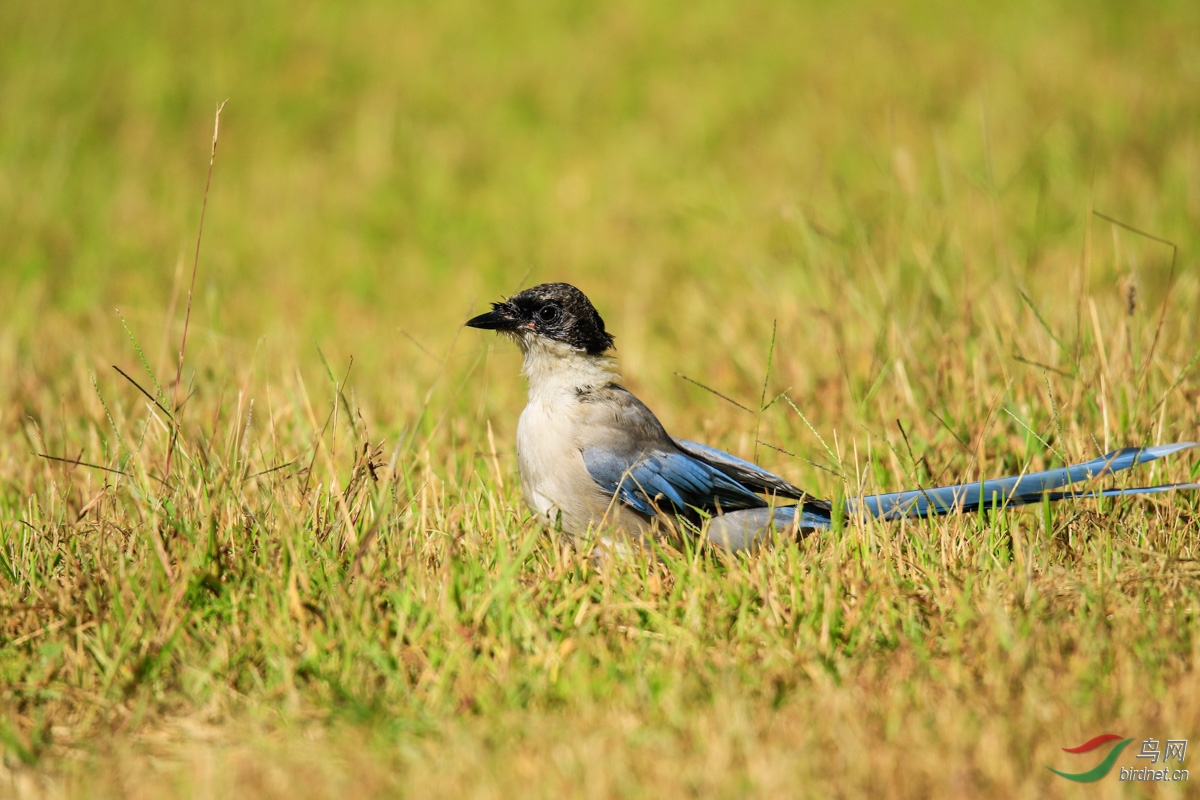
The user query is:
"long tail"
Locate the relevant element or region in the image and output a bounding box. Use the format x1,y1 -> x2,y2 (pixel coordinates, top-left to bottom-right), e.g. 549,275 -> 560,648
703,442 -> 1199,552
849,441 -> 1199,520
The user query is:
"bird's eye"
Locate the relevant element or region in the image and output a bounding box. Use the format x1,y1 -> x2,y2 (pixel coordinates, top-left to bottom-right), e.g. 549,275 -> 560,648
537,305 -> 560,323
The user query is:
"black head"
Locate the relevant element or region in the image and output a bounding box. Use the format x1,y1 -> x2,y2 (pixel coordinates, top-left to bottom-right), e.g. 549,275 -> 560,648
465,282 -> 615,355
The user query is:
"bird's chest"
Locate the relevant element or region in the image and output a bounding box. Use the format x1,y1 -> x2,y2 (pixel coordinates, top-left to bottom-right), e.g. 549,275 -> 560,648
515,392 -> 590,525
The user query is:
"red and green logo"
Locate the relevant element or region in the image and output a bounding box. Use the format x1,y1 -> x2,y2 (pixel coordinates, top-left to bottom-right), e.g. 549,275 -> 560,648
1048,734 -> 1135,782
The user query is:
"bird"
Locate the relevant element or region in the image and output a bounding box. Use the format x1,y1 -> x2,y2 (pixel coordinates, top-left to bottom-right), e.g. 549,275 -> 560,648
467,282 -> 1199,553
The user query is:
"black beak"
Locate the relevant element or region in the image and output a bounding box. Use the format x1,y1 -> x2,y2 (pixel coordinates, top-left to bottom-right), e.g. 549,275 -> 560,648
465,303 -> 519,331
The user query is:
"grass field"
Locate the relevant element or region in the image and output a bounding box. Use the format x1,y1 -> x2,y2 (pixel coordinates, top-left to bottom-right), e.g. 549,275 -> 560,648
3,0 -> 1200,796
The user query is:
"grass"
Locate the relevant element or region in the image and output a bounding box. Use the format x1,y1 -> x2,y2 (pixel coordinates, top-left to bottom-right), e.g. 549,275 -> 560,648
2,0 -> 1200,796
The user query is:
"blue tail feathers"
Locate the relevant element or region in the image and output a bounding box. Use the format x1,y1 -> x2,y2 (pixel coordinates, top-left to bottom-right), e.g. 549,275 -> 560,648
848,442 -> 1199,522
701,443 -> 1198,552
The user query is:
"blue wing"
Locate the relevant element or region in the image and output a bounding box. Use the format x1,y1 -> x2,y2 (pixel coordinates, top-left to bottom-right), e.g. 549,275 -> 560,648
850,442 -> 1200,520
582,446 -> 769,517
674,439 -> 809,500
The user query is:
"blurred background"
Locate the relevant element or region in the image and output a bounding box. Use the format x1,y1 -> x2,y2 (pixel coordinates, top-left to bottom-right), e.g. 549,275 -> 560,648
2,0 -> 1198,480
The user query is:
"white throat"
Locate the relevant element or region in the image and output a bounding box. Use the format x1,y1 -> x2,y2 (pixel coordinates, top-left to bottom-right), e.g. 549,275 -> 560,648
516,335 -> 619,401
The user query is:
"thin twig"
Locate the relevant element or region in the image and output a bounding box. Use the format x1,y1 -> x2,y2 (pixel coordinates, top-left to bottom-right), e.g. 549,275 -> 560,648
37,453 -> 126,477
673,373 -> 752,413
1011,353 -> 1073,378
244,460 -> 296,482
166,99 -> 228,482
756,440 -> 841,477
37,453 -> 170,488
113,365 -> 174,420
